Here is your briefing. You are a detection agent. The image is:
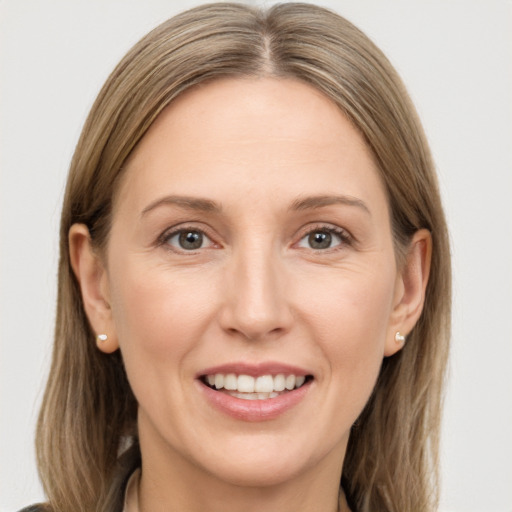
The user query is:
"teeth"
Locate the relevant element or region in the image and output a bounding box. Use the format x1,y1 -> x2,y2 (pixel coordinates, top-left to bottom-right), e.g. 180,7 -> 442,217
255,375 -> 274,393
214,374 -> 224,390
237,375 -> 255,393
285,375 -> 296,390
274,374 -> 286,391
296,375 -> 305,388
224,373 -> 237,390
205,373 -> 308,394
231,392 -> 259,400
230,391 -> 280,400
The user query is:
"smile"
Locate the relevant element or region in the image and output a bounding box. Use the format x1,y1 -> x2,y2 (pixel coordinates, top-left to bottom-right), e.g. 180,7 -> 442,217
197,364 -> 314,421
201,373 -> 310,400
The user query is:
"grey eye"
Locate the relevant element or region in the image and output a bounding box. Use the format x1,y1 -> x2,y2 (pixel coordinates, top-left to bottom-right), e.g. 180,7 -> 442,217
308,231 -> 332,249
179,231 -> 203,250
298,229 -> 344,250
167,230 -> 210,250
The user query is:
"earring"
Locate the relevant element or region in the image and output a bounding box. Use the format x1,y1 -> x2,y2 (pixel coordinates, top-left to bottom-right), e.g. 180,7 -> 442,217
395,331 -> 406,344
97,333 -> 108,343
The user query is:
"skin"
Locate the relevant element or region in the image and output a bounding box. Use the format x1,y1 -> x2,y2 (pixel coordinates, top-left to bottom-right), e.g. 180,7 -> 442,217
70,77 -> 431,512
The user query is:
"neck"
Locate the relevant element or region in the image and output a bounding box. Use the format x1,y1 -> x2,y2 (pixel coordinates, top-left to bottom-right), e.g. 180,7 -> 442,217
138,470 -> 345,512
136,420 -> 349,512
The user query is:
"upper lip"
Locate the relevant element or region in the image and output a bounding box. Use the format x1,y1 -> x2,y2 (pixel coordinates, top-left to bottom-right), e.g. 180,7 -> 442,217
196,361 -> 312,378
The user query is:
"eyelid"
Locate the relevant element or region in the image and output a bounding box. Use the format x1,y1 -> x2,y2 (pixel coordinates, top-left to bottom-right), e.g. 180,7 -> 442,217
156,221 -> 353,253
157,223 -> 220,252
294,223 -> 353,250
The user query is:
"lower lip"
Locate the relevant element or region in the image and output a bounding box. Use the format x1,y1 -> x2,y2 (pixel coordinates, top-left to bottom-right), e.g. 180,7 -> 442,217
198,380 -> 312,422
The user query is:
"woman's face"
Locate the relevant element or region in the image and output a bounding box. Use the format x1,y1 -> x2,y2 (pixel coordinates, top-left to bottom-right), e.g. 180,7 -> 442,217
102,78 -> 406,486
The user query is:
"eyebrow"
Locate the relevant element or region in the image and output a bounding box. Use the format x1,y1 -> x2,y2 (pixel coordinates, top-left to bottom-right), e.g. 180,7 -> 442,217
141,195 -> 221,217
290,194 -> 371,215
140,193 -> 371,218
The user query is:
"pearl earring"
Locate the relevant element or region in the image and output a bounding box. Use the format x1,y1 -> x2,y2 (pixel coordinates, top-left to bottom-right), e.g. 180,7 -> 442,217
97,334 -> 108,343
395,331 -> 406,344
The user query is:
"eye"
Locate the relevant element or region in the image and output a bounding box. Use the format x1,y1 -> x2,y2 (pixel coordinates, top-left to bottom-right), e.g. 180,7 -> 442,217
164,229 -> 213,251
297,227 -> 348,250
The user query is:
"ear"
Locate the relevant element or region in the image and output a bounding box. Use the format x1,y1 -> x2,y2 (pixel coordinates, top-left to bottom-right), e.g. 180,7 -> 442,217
69,224 -> 119,354
384,229 -> 432,357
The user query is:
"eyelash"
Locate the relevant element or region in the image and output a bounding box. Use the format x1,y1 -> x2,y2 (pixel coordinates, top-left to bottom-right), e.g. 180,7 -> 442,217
296,224 -> 353,252
157,223 -> 353,253
157,225 -> 217,253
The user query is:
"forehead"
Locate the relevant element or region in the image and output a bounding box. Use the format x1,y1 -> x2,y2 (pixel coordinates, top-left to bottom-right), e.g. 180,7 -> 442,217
132,76 -> 372,161
116,77 -> 386,217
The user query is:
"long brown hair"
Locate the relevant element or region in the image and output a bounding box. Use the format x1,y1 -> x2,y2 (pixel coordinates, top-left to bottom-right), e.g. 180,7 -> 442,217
36,3 -> 451,511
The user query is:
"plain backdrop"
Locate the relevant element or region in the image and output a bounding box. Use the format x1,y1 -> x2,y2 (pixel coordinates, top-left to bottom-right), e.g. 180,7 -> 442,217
1,1 -> 511,511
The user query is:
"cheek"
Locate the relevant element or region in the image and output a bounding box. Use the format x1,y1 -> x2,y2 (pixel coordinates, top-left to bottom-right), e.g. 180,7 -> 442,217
300,263 -> 396,396
108,257 -> 218,372
107,259 -> 224,432
302,262 -> 395,343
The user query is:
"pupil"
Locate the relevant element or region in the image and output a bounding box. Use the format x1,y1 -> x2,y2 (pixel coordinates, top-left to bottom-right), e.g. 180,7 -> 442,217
309,231 -> 331,249
179,231 -> 202,249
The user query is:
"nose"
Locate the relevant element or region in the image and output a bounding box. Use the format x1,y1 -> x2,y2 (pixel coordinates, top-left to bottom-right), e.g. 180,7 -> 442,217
218,244 -> 293,341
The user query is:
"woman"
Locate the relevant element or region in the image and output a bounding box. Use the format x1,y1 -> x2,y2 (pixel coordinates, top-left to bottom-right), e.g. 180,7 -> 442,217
26,2 -> 451,511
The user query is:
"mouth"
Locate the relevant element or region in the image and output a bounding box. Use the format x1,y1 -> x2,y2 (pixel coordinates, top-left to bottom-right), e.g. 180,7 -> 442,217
196,363 -> 314,421
199,372 -> 314,401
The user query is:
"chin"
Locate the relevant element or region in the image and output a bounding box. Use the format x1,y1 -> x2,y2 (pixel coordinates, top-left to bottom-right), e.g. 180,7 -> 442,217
194,431 -> 341,489
204,454 -> 308,488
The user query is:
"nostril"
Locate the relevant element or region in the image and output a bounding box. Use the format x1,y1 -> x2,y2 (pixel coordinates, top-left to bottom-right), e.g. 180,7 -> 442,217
224,325 -> 288,342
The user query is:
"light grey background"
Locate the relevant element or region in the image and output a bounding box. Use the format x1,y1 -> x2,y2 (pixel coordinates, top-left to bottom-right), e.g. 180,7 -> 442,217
1,1 -> 511,511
